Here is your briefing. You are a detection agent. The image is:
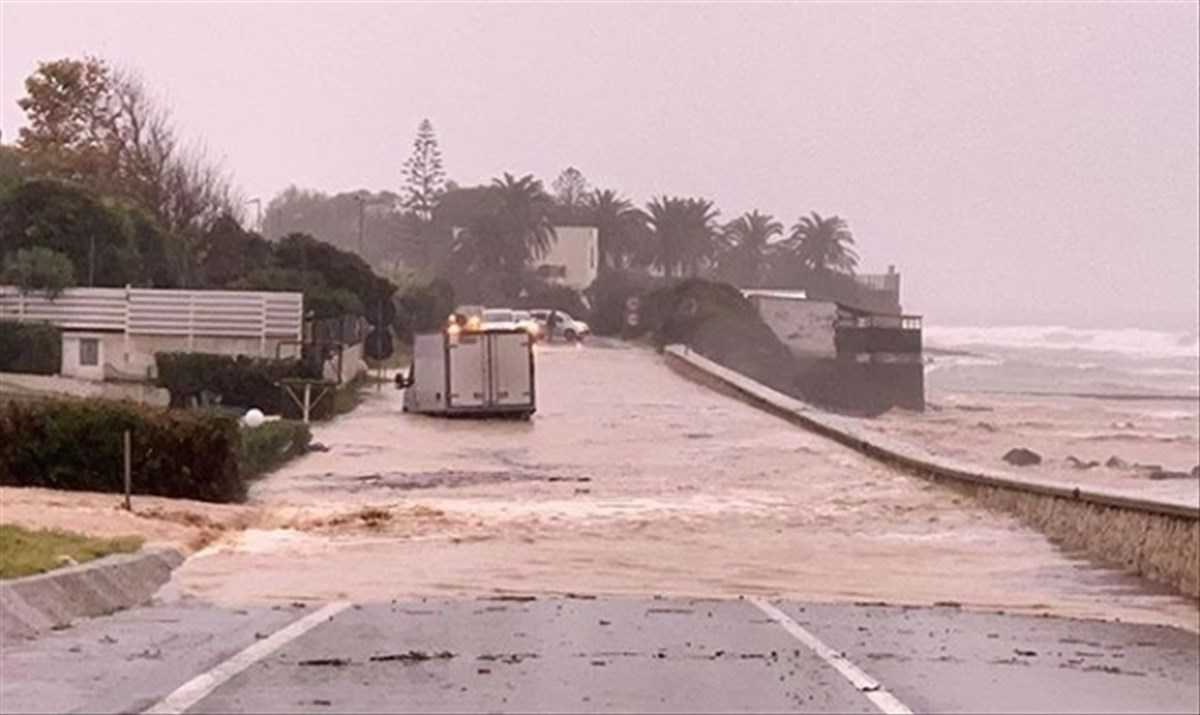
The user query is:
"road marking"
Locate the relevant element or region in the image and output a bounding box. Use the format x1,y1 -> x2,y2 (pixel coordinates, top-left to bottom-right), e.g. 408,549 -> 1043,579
143,601 -> 351,715
749,597 -> 913,715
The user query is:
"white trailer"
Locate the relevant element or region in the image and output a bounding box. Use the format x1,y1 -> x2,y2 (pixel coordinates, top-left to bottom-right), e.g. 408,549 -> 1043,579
400,328 -> 536,418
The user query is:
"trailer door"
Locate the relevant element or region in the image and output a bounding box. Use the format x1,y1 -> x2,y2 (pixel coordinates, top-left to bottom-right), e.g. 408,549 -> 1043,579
489,332 -> 533,407
447,333 -> 487,407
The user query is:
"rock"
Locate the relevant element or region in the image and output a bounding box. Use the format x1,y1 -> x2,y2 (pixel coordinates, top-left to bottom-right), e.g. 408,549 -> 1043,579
1104,456 -> 1129,469
1192,465 -> 1199,479
1066,456 -> 1099,470
307,442 -> 330,453
976,422 -> 999,433
1002,448 -> 1042,467
55,555 -> 79,567
1147,470 -> 1192,481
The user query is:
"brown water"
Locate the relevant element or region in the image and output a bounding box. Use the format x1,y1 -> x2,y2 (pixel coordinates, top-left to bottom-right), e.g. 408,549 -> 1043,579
869,390 -> 1199,507
172,341 -> 1198,631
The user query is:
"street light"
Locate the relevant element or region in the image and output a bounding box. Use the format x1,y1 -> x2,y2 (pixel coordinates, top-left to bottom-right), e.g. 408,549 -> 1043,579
245,198 -> 262,233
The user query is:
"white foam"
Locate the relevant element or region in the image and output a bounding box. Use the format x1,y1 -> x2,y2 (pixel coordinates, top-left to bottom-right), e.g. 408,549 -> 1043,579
925,325 -> 1200,360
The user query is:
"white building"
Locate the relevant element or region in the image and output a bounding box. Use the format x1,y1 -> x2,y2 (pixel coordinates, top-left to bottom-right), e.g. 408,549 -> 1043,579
0,286 -> 303,381
533,225 -> 598,290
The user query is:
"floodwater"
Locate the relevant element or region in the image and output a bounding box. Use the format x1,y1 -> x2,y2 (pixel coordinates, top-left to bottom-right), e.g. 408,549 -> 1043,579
869,390 -> 1199,508
172,340 -> 1198,631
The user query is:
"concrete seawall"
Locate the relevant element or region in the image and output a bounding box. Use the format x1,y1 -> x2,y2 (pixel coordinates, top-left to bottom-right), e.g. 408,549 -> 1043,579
0,546 -> 184,642
663,345 -> 1200,599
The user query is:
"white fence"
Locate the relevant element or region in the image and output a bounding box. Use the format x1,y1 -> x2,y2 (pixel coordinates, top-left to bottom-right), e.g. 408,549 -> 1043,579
0,286 -> 303,342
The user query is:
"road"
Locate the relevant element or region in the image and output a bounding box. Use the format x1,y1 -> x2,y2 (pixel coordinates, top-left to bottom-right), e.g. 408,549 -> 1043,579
2,340 -> 1198,713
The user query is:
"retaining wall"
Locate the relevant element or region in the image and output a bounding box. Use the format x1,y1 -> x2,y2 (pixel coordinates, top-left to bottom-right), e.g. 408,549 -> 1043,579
0,547 -> 184,642
663,345 -> 1200,598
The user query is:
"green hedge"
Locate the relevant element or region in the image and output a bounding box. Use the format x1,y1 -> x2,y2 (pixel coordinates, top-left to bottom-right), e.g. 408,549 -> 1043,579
239,420 -> 312,480
155,352 -> 318,415
0,322 -> 61,375
0,399 -> 244,503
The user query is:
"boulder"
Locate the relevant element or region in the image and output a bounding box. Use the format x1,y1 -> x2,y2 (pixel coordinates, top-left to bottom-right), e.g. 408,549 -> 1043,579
1065,456 -> 1099,470
1003,448 -> 1042,467
1104,456 -> 1129,469
1147,470 -> 1191,481
1193,465 -> 1199,479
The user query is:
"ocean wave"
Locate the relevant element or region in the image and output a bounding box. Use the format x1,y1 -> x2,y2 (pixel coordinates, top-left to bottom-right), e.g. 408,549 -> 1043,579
925,325 -> 1200,360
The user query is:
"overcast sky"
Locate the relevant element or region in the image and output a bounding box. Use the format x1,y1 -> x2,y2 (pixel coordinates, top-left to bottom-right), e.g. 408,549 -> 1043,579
2,2 -> 1197,330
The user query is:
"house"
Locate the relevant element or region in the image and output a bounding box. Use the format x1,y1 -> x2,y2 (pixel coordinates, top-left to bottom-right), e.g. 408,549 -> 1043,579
743,289 -> 924,412
531,226 -> 599,290
0,286 -> 304,381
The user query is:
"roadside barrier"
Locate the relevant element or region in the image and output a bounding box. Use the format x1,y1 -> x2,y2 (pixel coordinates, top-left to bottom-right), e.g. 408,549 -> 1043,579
664,345 -> 1200,598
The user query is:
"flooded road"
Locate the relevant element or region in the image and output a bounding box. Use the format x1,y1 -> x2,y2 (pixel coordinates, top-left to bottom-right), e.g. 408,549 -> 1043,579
174,340 -> 1198,630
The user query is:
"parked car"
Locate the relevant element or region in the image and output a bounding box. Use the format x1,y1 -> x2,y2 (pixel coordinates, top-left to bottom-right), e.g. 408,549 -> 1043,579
481,308 -> 519,331
529,309 -> 590,342
512,310 -> 542,340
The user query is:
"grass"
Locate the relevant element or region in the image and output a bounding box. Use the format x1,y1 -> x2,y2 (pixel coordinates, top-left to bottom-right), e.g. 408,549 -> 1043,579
0,524 -> 143,580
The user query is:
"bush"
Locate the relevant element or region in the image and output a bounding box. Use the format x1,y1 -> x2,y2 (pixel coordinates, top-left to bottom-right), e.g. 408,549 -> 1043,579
238,420 -> 311,479
2,247 -> 76,298
394,277 -> 455,342
155,353 -> 316,415
0,322 -> 61,375
584,270 -> 668,337
648,278 -> 797,393
0,399 -> 244,503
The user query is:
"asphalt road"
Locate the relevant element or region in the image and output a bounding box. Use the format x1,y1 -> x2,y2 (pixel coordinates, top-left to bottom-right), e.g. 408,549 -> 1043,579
3,340 -> 1198,713
2,596 -> 1197,714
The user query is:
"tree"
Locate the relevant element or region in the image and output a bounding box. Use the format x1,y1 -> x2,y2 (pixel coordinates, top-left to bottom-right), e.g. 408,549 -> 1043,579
0,179 -> 143,287
2,247 -> 76,298
644,196 -> 720,278
552,167 -> 590,211
15,56 -> 237,239
402,119 -> 446,221
782,212 -> 859,275
196,214 -> 273,287
450,173 -> 555,301
585,188 -> 646,275
716,210 -> 783,287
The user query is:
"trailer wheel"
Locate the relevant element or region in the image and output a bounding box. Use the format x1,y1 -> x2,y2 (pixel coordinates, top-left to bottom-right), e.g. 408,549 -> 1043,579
564,329 -> 578,342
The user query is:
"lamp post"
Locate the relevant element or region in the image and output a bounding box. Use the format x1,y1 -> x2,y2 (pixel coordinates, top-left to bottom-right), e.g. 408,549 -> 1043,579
245,198 -> 262,233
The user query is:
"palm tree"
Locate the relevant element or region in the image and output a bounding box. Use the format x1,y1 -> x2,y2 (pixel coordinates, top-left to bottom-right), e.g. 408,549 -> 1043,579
449,173 -> 555,300
644,196 -> 720,278
716,210 -> 783,287
586,188 -> 646,274
782,212 -> 858,275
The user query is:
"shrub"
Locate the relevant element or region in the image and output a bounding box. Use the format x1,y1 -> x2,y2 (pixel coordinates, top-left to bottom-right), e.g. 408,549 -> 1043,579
648,278 -> 797,393
155,353 -> 317,415
2,247 -> 76,298
0,322 -> 61,375
0,399 -> 244,503
238,420 -> 311,479
394,277 -> 455,342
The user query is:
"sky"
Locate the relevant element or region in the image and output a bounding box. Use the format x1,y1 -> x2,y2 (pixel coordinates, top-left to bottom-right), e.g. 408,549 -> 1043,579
2,2 -> 1197,331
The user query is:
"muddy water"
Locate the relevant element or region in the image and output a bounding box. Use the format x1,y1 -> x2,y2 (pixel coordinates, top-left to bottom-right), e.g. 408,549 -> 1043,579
869,390 -> 1199,507
173,341 -> 1198,630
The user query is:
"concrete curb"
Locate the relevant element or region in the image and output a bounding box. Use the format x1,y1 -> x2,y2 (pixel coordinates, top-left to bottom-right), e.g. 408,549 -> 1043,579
664,345 -> 1200,597
1,546 -> 184,642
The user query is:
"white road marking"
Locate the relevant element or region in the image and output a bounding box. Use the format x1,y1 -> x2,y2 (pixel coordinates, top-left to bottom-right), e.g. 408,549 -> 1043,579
143,601 -> 351,715
749,597 -> 913,715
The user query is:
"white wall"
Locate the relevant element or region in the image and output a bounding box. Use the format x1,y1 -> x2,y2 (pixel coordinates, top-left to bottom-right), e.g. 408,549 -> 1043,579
750,296 -> 838,359
534,226 -> 598,290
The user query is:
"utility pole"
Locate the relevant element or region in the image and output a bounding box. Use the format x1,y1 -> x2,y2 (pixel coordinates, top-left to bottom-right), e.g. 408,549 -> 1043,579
355,193 -> 367,257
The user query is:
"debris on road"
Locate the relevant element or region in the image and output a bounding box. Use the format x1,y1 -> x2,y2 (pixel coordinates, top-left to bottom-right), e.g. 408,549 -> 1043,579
368,651 -> 454,663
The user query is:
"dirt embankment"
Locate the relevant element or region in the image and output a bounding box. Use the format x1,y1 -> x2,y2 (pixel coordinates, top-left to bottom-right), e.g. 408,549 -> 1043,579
0,487 -> 259,553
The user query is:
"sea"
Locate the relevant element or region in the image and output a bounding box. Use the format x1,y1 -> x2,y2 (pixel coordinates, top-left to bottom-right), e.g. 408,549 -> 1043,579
922,324 -> 1200,400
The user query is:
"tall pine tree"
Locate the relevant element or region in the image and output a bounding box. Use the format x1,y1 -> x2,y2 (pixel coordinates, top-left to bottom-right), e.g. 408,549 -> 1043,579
402,119 -> 446,222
